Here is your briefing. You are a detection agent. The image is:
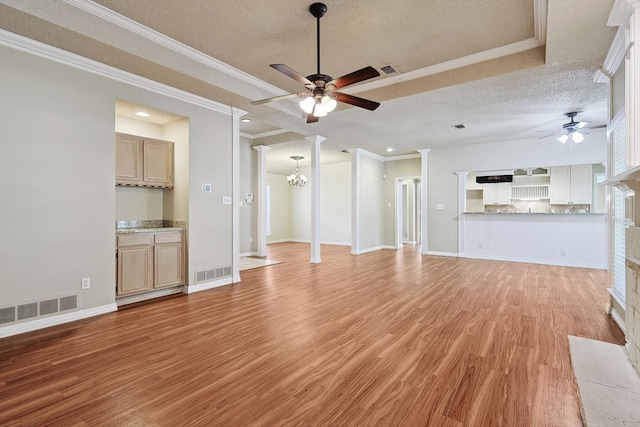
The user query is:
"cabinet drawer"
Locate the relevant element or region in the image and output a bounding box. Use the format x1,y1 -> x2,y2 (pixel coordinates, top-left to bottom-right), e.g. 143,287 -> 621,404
155,232 -> 182,244
117,233 -> 154,247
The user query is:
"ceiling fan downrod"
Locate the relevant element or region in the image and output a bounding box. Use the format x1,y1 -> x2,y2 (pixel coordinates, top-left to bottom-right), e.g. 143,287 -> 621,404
310,3 -> 327,75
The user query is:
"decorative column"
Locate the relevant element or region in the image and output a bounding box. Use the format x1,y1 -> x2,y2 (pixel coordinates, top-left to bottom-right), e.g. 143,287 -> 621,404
306,135 -> 325,263
231,107 -> 247,283
456,171 -> 468,256
253,145 -> 271,257
417,149 -> 431,255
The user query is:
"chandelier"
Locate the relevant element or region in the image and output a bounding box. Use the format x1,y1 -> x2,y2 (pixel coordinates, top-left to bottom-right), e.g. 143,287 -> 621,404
287,156 -> 307,187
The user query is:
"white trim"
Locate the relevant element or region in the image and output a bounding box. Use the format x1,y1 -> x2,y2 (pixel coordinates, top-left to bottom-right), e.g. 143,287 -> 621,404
232,108 -> 245,283
343,38 -> 543,95
456,171 -> 469,255
0,30 -> 233,116
253,145 -> 271,257
418,150 -> 431,255
253,128 -> 292,139
240,132 -> 254,139
267,239 -> 293,244
609,0 -> 634,26
240,251 -> 260,257
351,245 -> 396,255
350,149 -> 361,255
611,308 -> 626,333
288,239 -> 351,246
307,135 -> 325,264
181,277 -> 233,294
459,253 -> 606,269
609,285 -> 626,307
62,0 -> 286,98
595,25 -> 631,83
426,251 -> 459,257
354,149 -> 421,162
534,0 -> 548,44
0,303 -> 117,339
116,287 -> 181,306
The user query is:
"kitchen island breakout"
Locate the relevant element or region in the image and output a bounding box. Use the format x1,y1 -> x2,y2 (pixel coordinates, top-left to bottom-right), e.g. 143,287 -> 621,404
460,212 -> 607,269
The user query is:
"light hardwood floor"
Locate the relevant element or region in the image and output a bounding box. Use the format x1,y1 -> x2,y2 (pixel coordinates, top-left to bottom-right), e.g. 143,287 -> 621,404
0,243 -> 624,426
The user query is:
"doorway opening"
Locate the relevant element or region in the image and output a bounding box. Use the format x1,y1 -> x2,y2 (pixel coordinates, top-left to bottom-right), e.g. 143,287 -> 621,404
395,177 -> 421,248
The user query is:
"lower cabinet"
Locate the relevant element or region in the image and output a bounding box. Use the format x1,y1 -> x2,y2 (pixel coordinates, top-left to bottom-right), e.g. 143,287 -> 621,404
117,231 -> 184,297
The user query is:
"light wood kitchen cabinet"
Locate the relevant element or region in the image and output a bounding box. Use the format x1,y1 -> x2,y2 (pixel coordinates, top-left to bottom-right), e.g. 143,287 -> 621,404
482,182 -> 511,205
116,133 -> 174,188
550,164 -> 592,205
116,234 -> 154,296
154,232 -> 184,288
116,231 -> 185,297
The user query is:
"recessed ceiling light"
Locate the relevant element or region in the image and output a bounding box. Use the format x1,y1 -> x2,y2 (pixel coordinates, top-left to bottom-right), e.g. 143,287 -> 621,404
386,148 -> 394,152
241,118 -> 251,123
135,111 -> 150,117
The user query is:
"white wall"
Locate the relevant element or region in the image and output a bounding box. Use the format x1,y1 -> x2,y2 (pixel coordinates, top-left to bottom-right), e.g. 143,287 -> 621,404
0,44 -> 233,329
162,118 -> 190,223
428,131 -> 608,254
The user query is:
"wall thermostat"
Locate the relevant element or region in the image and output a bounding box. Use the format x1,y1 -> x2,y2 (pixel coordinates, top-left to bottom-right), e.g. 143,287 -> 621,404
245,193 -> 254,204
202,184 -> 212,193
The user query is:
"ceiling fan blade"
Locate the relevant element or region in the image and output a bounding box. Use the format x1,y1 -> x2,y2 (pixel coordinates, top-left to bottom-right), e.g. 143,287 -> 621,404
307,114 -> 319,124
250,92 -> 301,106
270,64 -> 314,87
588,124 -> 607,130
575,121 -> 591,129
327,66 -> 380,89
334,92 -> 380,111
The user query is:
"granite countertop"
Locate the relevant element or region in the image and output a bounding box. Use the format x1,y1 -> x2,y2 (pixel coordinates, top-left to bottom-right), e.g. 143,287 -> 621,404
116,219 -> 186,234
116,227 -> 185,234
462,212 -> 606,215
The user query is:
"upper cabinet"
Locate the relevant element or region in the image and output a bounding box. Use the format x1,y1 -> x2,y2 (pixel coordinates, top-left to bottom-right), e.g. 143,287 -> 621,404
116,133 -> 174,188
482,182 -> 511,205
549,165 -> 592,205
513,167 -> 549,177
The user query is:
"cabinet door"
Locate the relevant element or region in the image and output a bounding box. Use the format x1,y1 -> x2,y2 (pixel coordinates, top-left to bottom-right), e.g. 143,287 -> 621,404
155,243 -> 183,288
115,135 -> 142,185
117,245 -> 153,295
483,183 -> 510,205
549,166 -> 571,204
143,141 -> 174,187
570,164 -> 592,204
482,184 -> 496,205
496,183 -> 511,204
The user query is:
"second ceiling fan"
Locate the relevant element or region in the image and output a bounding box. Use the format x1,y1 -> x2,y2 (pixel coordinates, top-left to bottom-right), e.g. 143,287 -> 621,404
251,3 -> 381,123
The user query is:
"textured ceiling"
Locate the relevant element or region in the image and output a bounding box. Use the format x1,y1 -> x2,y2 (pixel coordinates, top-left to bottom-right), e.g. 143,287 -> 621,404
0,0 -> 618,173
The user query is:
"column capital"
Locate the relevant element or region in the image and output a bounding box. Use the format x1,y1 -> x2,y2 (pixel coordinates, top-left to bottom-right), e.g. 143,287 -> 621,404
305,135 -> 326,144
456,171 -> 469,177
417,149 -> 431,157
252,144 -> 272,153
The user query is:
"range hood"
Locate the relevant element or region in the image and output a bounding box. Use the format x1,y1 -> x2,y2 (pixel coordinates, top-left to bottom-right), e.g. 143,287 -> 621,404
476,170 -> 514,184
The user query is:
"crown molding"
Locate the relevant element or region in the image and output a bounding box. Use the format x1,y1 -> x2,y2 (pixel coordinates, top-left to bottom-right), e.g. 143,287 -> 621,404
594,25 -> 629,82
63,0 -> 286,98
355,149 -> 421,162
534,0 -> 548,44
0,29 -> 234,116
342,38 -> 544,95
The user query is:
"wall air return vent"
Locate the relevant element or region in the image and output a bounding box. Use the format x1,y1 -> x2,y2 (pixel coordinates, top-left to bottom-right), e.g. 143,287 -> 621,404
17,303 -> 38,320
0,307 -> 16,325
1,294 -> 78,326
40,299 -> 59,316
195,266 -> 233,284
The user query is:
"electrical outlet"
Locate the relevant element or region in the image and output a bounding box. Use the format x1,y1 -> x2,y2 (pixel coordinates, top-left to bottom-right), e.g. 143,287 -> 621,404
560,250 -> 566,256
81,277 -> 90,290
478,243 -> 483,249
222,196 -> 232,205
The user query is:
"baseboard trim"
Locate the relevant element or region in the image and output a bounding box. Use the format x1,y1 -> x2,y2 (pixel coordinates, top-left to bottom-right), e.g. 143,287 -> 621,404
458,253 -> 606,269
240,251 -> 259,257
351,245 -> 396,255
289,239 -> 351,246
426,251 -> 459,257
116,287 -> 182,306
0,303 -> 118,339
182,277 -> 233,294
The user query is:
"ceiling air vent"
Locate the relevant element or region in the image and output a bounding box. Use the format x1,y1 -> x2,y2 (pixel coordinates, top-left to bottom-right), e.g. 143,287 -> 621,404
379,64 -> 398,75
452,124 -> 467,130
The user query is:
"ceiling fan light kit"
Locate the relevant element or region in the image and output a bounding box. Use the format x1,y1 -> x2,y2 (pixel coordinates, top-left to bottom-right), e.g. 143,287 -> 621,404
251,3 -> 381,123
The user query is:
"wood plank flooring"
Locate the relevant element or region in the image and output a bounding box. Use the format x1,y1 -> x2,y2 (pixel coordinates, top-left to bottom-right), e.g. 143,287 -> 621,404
0,243 -> 625,426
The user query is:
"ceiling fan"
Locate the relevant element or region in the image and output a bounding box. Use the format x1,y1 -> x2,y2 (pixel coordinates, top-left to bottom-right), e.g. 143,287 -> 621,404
250,2 -> 381,123
538,112 -> 606,149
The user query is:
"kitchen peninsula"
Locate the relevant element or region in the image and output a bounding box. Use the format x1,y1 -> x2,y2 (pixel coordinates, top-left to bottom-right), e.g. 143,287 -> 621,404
459,164 -> 607,269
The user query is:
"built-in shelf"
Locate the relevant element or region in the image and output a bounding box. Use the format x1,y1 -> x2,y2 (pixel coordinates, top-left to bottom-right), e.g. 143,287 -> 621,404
602,165 -> 640,192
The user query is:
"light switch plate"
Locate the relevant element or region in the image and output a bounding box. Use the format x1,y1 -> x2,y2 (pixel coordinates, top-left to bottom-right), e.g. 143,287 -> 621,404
436,204 -> 444,210
202,183 -> 212,192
